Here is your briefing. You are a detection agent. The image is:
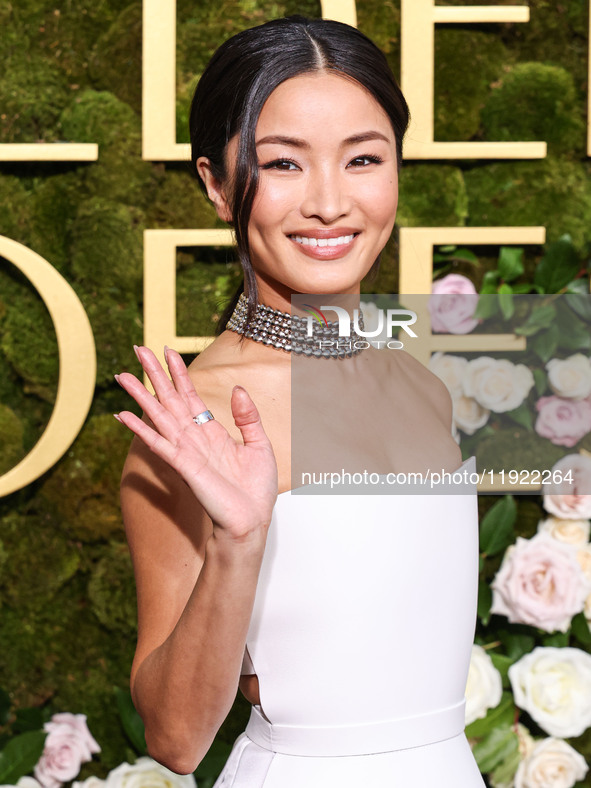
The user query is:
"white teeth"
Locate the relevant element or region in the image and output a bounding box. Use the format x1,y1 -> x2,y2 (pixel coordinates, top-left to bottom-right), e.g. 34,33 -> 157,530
290,234 -> 356,247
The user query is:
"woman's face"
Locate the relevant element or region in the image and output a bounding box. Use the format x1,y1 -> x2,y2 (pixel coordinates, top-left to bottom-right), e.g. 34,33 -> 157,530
208,71 -> 398,307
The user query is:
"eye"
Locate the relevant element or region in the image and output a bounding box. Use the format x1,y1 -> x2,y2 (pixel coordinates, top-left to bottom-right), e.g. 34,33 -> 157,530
260,158 -> 299,171
348,154 -> 384,167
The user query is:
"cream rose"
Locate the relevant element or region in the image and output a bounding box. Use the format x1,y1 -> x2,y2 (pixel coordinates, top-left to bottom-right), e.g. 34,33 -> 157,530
452,394 -> 490,435
509,646 -> 591,737
542,453 -> 591,519
462,357 -> 534,413
34,713 -> 100,788
490,532 -> 590,633
576,543 -> 591,582
514,737 -> 588,788
429,351 -> 468,398
546,354 -> 591,400
104,757 -> 196,788
465,644 -> 503,725
536,516 -> 590,546
72,778 -> 107,788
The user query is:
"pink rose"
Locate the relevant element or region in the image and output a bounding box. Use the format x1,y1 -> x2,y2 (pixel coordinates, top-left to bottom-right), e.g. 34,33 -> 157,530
34,714 -> 100,788
543,453 -> 591,519
535,395 -> 591,447
490,532 -> 590,633
429,274 -> 479,334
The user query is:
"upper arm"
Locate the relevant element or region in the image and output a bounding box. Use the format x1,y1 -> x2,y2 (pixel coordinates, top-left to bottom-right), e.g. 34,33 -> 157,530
120,426 -> 214,702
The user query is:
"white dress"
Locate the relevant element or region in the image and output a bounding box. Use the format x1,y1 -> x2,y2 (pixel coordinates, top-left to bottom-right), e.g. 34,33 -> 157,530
213,455 -> 486,787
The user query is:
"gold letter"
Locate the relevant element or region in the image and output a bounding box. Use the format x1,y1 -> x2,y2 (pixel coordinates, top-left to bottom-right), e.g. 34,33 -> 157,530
0,238 -> 96,497
401,0 -> 546,159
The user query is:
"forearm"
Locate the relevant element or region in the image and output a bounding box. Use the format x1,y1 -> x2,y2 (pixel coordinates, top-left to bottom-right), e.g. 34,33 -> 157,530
132,528 -> 267,773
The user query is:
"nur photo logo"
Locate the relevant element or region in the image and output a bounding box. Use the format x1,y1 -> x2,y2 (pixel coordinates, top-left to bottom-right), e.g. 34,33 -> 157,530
302,304 -> 418,351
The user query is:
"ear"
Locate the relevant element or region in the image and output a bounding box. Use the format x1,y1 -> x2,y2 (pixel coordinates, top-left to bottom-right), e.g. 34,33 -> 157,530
196,156 -> 233,223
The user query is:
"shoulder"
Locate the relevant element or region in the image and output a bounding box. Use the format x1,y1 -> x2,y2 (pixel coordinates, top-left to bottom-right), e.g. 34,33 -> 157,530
388,348 -> 454,431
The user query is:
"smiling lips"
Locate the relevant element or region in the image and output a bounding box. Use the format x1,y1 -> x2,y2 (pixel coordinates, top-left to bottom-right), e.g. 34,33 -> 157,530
287,230 -> 360,260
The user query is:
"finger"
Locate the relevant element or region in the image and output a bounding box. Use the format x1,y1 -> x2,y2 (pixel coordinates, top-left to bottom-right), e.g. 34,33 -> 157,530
136,346 -> 190,420
115,410 -> 183,467
115,372 -> 186,443
230,386 -> 272,449
164,347 -> 209,417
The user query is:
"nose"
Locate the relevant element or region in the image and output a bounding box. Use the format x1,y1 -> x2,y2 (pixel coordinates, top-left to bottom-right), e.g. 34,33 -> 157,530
299,165 -> 353,223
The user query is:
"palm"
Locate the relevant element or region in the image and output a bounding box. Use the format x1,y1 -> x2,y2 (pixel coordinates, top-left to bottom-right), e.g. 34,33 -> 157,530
115,346 -> 278,538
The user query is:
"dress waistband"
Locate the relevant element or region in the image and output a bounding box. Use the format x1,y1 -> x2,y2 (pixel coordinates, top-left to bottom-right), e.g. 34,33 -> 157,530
244,698 -> 467,757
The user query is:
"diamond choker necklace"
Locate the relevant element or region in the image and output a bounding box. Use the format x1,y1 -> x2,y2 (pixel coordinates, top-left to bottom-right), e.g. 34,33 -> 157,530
225,292 -> 367,359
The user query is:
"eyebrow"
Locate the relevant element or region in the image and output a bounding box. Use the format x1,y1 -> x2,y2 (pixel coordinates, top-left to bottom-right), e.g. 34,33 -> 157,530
255,131 -> 391,148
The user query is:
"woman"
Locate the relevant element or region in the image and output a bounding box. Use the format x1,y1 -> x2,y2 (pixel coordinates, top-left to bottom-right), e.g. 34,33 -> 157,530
116,15 -> 485,787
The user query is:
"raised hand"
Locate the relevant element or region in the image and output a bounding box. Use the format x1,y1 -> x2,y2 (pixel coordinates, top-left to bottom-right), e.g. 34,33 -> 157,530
114,345 -> 279,542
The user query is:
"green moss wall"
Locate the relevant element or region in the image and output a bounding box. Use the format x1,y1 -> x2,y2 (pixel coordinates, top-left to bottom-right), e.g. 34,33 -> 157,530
1,0 -> 590,781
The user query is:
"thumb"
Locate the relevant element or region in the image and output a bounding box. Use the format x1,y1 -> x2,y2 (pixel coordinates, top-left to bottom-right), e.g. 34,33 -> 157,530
230,385 -> 270,448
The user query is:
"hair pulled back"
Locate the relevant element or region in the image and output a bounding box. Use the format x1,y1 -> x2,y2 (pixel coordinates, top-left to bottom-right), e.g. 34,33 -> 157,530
189,15 -> 411,337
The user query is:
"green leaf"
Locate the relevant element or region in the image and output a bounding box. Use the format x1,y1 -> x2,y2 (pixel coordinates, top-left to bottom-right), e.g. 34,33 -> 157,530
474,292 -> 498,318
489,653 -> 515,688
541,631 -> 569,647
114,687 -> 147,756
530,323 -> 559,363
0,690 -> 10,727
465,692 -> 515,740
504,402 -> 533,431
477,579 -> 492,625
471,724 -> 519,773
534,238 -> 580,294
498,247 -> 524,283
498,286 -> 514,319
533,368 -> 547,396
564,278 -> 590,295
13,708 -> 44,734
510,282 -> 535,294
513,303 -> 556,337
0,731 -> 47,784
479,496 -> 516,556
571,612 -> 591,646
497,630 -> 535,661
195,738 -> 233,784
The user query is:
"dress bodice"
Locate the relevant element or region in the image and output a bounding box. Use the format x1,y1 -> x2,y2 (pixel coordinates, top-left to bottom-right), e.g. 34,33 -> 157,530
240,456 -> 479,729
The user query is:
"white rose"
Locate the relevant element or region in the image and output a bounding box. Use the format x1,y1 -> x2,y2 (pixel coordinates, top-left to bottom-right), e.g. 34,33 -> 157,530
452,394 -> 490,435
509,647 -> 591,737
73,778 -> 107,787
537,516 -> 590,546
105,757 -> 196,788
462,357 -> 534,413
429,352 -> 468,398
465,644 -> 503,725
516,724 -> 536,760
576,543 -> 591,582
542,454 -> 591,520
514,737 -> 588,788
546,354 -> 591,400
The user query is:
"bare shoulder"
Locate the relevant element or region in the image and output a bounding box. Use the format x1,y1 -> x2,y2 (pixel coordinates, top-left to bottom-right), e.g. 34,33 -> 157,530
388,348 -> 454,430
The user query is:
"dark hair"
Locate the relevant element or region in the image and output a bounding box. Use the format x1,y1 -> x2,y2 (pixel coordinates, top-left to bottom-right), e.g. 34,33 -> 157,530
189,15 -> 411,338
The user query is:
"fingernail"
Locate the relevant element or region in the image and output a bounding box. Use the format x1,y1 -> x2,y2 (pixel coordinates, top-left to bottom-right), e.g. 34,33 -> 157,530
133,345 -> 141,361
113,413 -> 123,423
114,374 -> 121,385
164,345 -> 169,363
233,385 -> 245,393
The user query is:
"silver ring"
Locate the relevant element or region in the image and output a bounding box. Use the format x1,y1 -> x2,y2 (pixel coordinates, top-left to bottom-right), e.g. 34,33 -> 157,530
192,410 -> 215,426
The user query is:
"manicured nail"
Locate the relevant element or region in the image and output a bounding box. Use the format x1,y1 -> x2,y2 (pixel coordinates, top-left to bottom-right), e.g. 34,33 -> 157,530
164,345 -> 170,363
113,413 -> 123,423
133,345 -> 141,362
114,374 -> 121,385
